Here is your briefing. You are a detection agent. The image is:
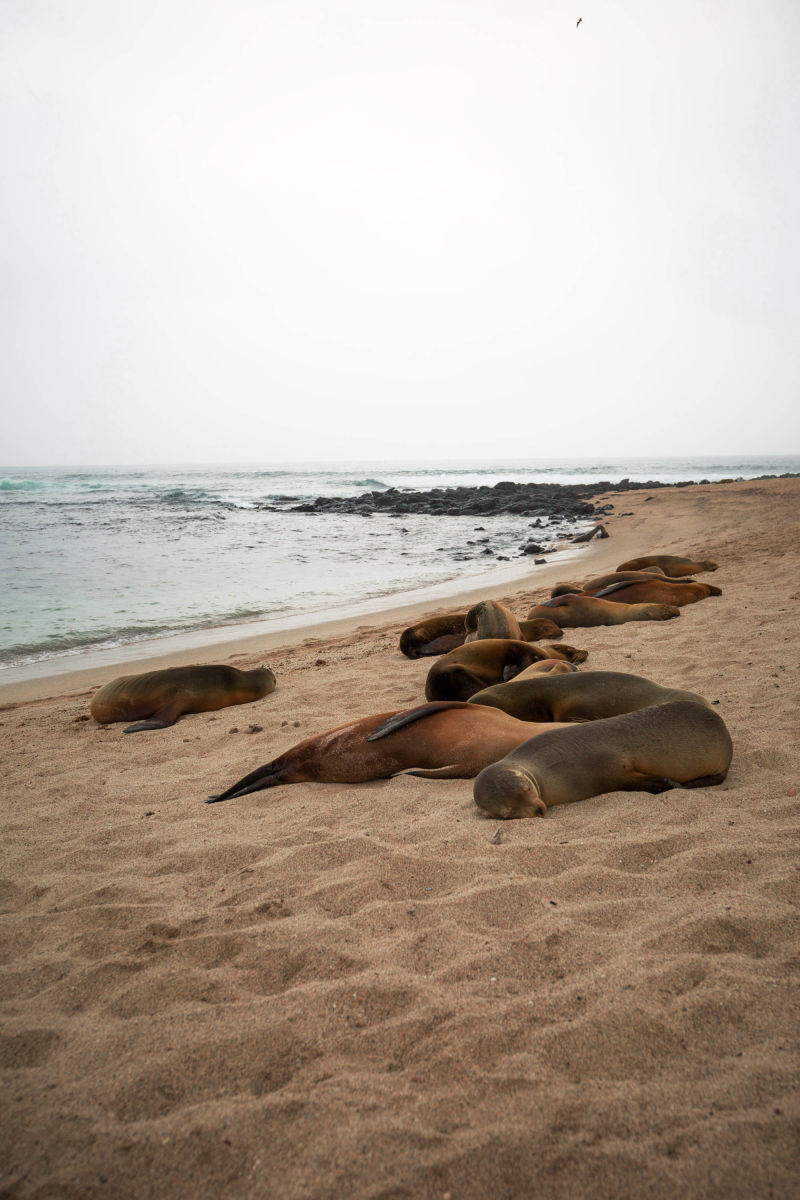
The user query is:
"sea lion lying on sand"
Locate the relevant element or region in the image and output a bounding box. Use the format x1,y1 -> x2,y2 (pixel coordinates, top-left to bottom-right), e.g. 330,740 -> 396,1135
468,669 -> 709,722
550,569 -> 668,597
400,611 -> 563,658
90,665 -> 276,733
425,638 -> 588,702
617,554 -> 718,576
208,702 -> 572,800
592,580 -> 722,606
399,614 -> 468,658
473,702 -> 733,819
527,593 -> 680,628
464,600 -> 522,642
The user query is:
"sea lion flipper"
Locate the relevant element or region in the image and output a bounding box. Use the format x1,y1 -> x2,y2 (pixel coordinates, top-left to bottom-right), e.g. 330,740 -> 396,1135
399,765 -> 468,779
123,697 -> 186,733
624,772 -> 682,793
367,702 -> 469,741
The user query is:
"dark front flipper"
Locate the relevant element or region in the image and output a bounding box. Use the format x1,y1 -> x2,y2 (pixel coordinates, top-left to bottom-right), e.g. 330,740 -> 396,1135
678,772 -> 728,788
399,764 -> 469,779
621,773 -> 683,794
367,702 -> 470,741
124,698 -> 186,733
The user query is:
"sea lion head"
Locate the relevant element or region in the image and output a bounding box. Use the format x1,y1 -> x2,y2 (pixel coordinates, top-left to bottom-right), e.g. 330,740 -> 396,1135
251,667 -> 277,696
473,764 -> 547,820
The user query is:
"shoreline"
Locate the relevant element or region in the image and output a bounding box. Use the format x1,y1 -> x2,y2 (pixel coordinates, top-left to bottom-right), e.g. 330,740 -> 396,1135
0,523 -> 610,706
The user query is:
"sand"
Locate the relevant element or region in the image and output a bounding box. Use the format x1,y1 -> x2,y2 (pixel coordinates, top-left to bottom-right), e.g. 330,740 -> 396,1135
1,477 -> 798,1199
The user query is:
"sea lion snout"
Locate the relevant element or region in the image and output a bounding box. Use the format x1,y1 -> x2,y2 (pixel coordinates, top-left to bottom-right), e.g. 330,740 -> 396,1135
474,766 -> 547,820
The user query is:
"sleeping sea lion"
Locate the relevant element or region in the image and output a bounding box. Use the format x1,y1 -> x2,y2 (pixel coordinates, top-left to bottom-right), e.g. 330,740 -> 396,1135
616,554 -> 718,576
399,612 -> 565,658
207,701 -> 573,800
518,618 -> 564,642
527,593 -> 680,627
550,569 -> 668,597
468,669 -> 709,722
399,614 -> 467,658
473,701 -> 733,819
592,580 -> 722,606
425,638 -> 588,702
90,665 -> 276,733
464,600 -> 522,642
514,659 -> 578,677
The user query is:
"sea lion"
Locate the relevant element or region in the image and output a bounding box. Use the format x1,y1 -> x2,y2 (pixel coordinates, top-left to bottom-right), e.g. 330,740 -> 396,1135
592,580 -> 722,606
527,593 -> 680,627
399,614 -> 467,658
464,600 -> 522,642
515,659 -> 578,677
468,669 -> 709,722
518,618 -> 564,642
473,701 -> 733,819
572,523 -> 609,543
550,569 -> 668,597
90,665 -> 276,733
616,554 -> 718,576
425,638 -> 588,701
207,701 -> 573,800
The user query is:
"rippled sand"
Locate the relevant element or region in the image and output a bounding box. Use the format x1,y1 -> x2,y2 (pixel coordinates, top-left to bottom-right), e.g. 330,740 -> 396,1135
1,477 -> 798,1199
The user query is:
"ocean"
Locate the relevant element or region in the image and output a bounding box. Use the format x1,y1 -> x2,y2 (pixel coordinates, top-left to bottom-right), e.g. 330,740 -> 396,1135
1,457 -> 797,679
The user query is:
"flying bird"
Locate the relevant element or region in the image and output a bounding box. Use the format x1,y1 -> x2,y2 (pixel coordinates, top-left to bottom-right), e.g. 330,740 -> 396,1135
577,17 -> 582,27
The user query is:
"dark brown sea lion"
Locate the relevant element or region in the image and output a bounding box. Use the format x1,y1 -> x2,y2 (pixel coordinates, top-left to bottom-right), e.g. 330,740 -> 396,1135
527,593 -> 680,627
592,580 -> 722,606
572,523 -> 609,543
464,600 -> 522,642
468,669 -> 709,722
399,614 -> 467,658
473,701 -> 733,819
208,702 -> 572,800
90,665 -> 276,733
617,554 -> 718,576
425,638 -> 588,701
550,568 -> 667,597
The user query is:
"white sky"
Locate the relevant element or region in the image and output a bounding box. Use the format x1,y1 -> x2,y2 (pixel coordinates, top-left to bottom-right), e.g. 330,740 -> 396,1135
1,0 -> 798,465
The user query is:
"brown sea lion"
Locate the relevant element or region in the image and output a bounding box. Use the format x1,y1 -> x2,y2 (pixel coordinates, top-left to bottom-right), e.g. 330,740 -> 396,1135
550,568 -> 667,597
425,638 -> 588,702
518,617 -> 564,641
90,665 -> 276,733
464,600 -> 522,642
572,523 -> 609,543
208,702 -> 573,800
617,554 -> 718,576
592,580 -> 722,606
399,613 -> 467,658
473,701 -> 733,819
468,669 -> 709,722
515,659 -> 578,677
527,593 -> 680,627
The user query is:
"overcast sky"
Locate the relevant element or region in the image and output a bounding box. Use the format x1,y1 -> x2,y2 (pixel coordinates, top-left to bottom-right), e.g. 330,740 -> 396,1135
1,0 -> 798,466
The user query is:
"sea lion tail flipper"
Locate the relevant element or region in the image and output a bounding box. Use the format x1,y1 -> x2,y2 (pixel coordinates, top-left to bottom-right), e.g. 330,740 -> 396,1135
207,759 -> 286,803
367,702 -> 469,741
124,698 -> 186,733
398,764 -> 468,779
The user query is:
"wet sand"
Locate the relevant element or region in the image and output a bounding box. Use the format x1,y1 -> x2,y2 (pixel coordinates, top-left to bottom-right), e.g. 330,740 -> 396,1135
1,477 -> 798,1198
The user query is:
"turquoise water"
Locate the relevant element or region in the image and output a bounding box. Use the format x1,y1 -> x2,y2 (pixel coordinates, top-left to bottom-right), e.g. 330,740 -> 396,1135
1,457 -> 797,670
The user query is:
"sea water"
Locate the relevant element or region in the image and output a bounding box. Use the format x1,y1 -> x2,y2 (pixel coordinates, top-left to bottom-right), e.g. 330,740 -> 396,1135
1,457 -> 797,675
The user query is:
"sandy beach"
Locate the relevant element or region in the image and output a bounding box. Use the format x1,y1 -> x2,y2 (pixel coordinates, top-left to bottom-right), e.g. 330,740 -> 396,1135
1,476 -> 798,1199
